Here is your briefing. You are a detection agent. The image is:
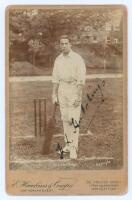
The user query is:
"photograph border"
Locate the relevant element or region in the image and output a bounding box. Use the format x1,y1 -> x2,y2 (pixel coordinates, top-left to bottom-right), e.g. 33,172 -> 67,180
5,4 -> 128,195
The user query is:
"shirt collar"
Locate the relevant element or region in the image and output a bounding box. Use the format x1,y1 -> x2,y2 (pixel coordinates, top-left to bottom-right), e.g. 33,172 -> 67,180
61,50 -> 74,58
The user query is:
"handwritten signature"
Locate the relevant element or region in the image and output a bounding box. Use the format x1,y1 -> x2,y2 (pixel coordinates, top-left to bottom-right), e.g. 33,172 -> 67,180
56,143 -> 64,159
71,80 -> 105,132
55,80 -> 105,159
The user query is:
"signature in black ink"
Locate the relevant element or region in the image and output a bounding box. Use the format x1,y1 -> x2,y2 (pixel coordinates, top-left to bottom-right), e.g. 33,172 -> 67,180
65,133 -> 73,145
81,80 -> 105,115
71,80 -> 105,131
71,118 -> 80,133
56,143 -> 64,159
56,80 -> 105,156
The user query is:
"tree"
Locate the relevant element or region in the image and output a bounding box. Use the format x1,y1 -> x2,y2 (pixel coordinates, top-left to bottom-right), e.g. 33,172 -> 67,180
9,8 -> 120,66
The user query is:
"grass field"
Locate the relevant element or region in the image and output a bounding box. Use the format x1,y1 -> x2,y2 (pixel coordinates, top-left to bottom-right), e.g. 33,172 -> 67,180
9,77 -> 123,170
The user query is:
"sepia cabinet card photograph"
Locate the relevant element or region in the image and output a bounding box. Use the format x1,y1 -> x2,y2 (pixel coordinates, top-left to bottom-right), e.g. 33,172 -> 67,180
6,5 -> 127,195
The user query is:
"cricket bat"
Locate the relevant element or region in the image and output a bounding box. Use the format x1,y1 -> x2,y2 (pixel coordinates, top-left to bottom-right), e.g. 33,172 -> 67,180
42,102 -> 57,155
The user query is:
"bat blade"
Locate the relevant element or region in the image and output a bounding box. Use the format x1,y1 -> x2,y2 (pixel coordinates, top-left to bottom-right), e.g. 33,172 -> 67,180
42,117 -> 56,154
41,103 -> 57,155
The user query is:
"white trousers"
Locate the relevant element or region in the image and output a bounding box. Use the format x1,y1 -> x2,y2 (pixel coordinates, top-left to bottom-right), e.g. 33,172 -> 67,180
58,82 -> 81,150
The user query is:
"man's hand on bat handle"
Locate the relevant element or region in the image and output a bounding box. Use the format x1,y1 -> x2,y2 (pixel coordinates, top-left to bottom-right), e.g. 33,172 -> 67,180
52,83 -> 59,105
52,94 -> 59,105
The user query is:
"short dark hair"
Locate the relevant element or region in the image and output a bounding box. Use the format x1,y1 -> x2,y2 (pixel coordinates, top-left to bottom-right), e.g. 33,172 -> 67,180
60,35 -> 71,43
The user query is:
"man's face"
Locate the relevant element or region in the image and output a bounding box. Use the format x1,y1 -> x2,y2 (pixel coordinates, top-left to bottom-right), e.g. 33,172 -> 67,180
60,38 -> 71,54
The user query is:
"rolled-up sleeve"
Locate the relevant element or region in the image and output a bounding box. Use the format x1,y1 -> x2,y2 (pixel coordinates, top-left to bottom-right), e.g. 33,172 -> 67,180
76,56 -> 86,85
52,59 -> 59,84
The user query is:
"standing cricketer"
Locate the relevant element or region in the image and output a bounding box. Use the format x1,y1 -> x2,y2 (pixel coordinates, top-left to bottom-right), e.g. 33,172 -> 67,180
52,35 -> 86,159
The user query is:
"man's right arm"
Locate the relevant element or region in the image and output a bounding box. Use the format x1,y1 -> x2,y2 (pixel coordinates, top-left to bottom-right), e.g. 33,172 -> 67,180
52,58 -> 59,104
52,83 -> 59,104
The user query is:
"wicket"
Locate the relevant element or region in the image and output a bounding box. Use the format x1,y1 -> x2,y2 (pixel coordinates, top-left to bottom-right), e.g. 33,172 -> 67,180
34,98 -> 47,136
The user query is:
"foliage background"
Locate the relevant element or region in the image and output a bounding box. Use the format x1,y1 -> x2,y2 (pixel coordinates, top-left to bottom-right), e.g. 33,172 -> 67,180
9,7 -> 123,76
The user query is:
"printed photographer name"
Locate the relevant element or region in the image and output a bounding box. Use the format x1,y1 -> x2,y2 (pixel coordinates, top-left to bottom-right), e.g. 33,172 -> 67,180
12,179 -> 75,191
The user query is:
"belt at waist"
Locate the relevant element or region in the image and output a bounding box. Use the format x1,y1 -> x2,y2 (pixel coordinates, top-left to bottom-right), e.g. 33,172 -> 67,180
59,80 -> 77,85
